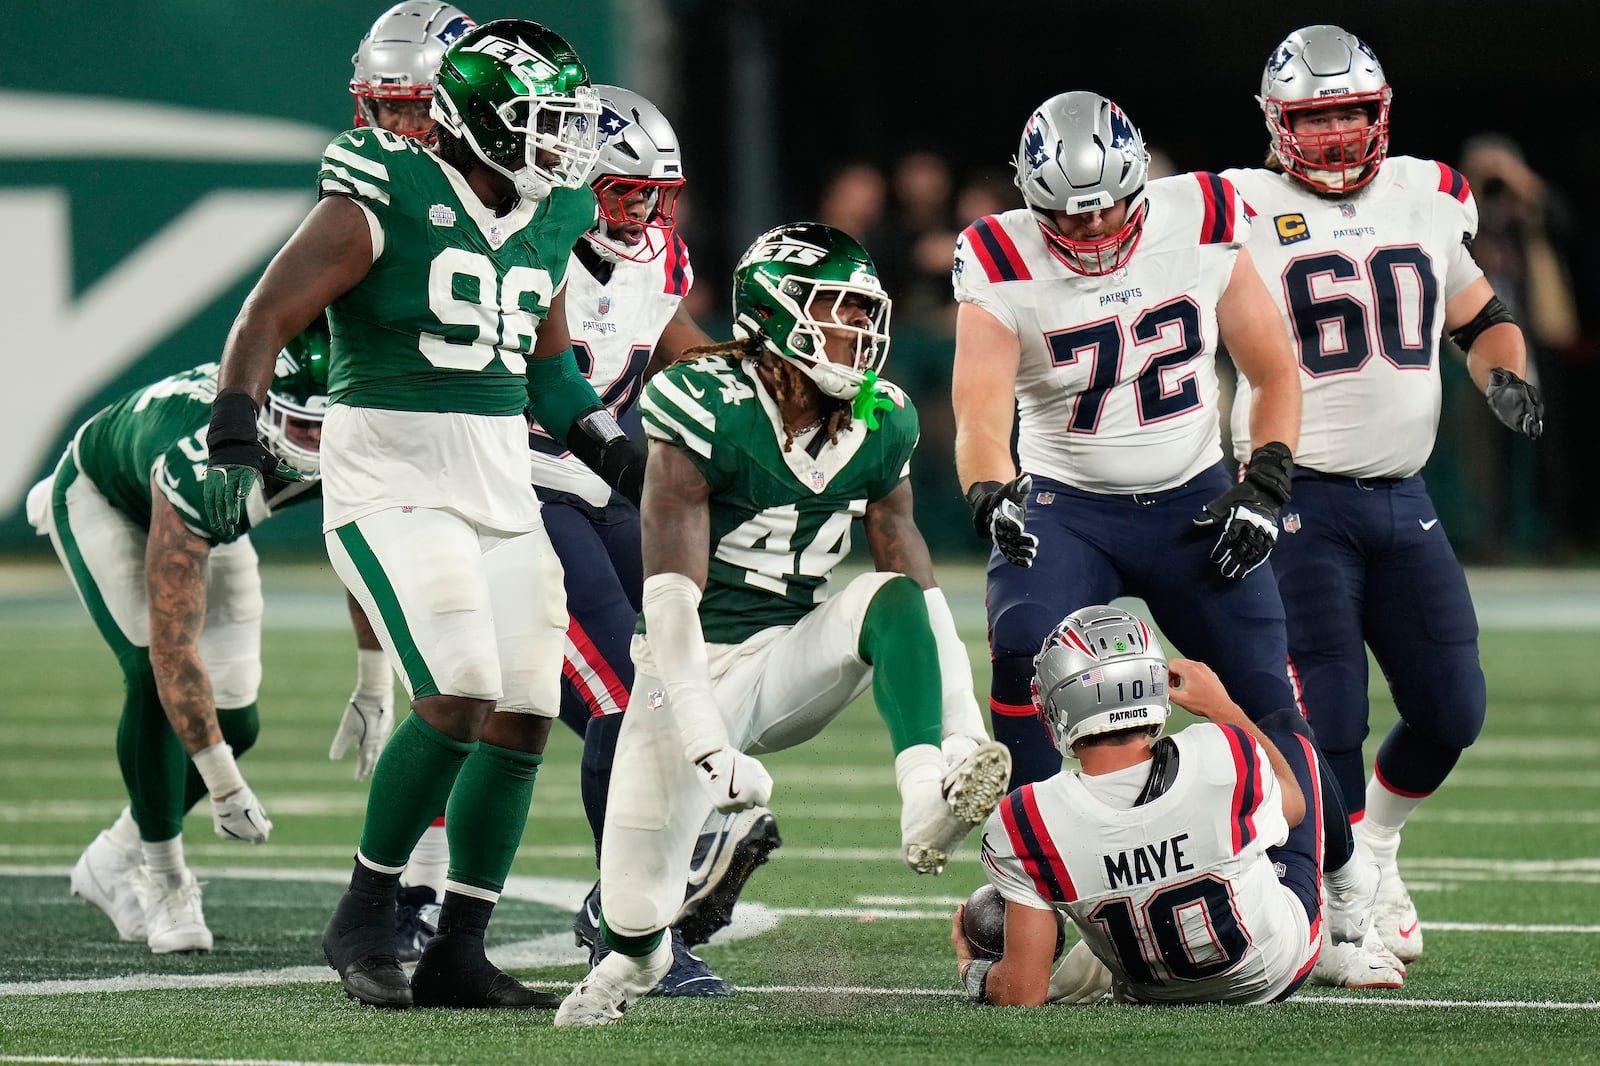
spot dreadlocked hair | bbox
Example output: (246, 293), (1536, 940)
(675, 338), (853, 452)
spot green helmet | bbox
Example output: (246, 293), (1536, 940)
(731, 222), (892, 402)
(430, 19), (601, 202)
(260, 316), (331, 477)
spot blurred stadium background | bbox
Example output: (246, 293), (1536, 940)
(4, 0), (1598, 561)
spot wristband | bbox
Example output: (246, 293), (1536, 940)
(961, 958), (995, 1004)
(354, 648), (390, 700)
(192, 741), (246, 797)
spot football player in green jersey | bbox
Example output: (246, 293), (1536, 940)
(554, 223), (1014, 1026)
(205, 20), (646, 1010)
(27, 331), (328, 955)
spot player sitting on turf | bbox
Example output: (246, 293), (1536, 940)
(951, 606), (1405, 1006)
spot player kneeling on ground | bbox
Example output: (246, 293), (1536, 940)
(951, 606), (1404, 1006)
(554, 223), (1012, 1027)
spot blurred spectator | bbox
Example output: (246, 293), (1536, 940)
(953, 167), (1023, 229)
(818, 161), (888, 246)
(880, 151), (958, 334)
(1146, 145), (1177, 180)
(1456, 134), (1582, 557)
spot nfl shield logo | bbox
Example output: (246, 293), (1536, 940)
(488, 225), (506, 249)
(1037, 492), (1055, 505)
(1337, 202), (1357, 218)
(598, 295), (611, 316)
(808, 469), (826, 491)
(1283, 512), (1302, 533)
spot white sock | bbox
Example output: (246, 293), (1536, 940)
(108, 807), (141, 853)
(402, 822), (450, 896)
(143, 836), (186, 886)
(1364, 776), (1423, 833)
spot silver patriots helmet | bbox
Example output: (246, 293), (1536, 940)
(1031, 606), (1170, 753)
(1013, 91), (1149, 276)
(1259, 25), (1392, 193)
(350, 2), (476, 134)
(586, 84), (686, 263)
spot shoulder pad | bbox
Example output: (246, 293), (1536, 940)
(957, 214), (1034, 284)
(318, 128), (416, 209)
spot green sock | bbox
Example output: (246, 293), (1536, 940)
(358, 713), (474, 868)
(600, 917), (665, 958)
(444, 742), (541, 894)
(116, 654), (188, 841)
(184, 703), (260, 812)
(859, 577), (944, 753)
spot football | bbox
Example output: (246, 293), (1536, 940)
(961, 883), (1066, 960)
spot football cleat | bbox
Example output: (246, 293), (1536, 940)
(553, 936), (674, 1027)
(70, 829), (147, 942)
(651, 929), (735, 998)
(674, 806), (782, 946)
(323, 889), (412, 1009)
(902, 741), (1012, 874)
(394, 885), (441, 964)
(573, 880), (602, 954)
(411, 931), (560, 1009)
(134, 866), (213, 954)
(1309, 926), (1405, 990)
(1355, 822), (1424, 963)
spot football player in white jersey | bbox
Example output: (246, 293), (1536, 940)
(1222, 26), (1544, 966)
(952, 607), (1399, 1006)
(951, 92), (1301, 788)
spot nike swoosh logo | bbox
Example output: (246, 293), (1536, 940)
(684, 379), (706, 399)
(1419, 519), (1439, 531)
(726, 762), (737, 800)
(1398, 920), (1420, 938)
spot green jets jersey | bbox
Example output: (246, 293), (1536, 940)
(74, 364), (318, 543)
(639, 356), (919, 644)
(317, 127), (597, 414)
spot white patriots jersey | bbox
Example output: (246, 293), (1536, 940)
(1223, 158), (1483, 478)
(953, 174), (1248, 493)
(980, 723), (1319, 1005)
(530, 232), (693, 505)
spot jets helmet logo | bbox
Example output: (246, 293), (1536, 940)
(751, 236), (828, 266)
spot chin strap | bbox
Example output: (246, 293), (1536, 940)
(852, 370), (896, 430)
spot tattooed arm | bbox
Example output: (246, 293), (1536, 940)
(145, 485), (223, 755)
(864, 479), (936, 588)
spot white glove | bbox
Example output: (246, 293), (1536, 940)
(329, 693), (394, 780)
(211, 784), (273, 844)
(691, 746), (774, 814)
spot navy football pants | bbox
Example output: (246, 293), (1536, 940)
(1271, 472), (1486, 817)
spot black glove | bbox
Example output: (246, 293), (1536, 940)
(566, 405), (648, 507)
(1485, 368), (1544, 439)
(965, 475), (1039, 568)
(203, 389), (302, 537)
(1194, 442), (1293, 580)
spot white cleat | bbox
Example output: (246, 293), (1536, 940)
(1354, 822), (1423, 963)
(1310, 927), (1405, 990)
(902, 740), (1012, 875)
(553, 936), (673, 1027)
(69, 830), (147, 942)
(135, 866), (213, 954)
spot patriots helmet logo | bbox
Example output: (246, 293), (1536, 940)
(1108, 104), (1138, 151)
(1022, 116), (1050, 172)
(599, 104), (630, 144)
(1268, 43), (1295, 75)
(436, 15), (474, 46)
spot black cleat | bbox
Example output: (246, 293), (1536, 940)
(674, 807), (781, 947)
(394, 885), (441, 964)
(323, 890), (411, 1009)
(411, 931), (561, 1009)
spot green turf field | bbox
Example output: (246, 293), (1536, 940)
(2, 561), (1597, 1065)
